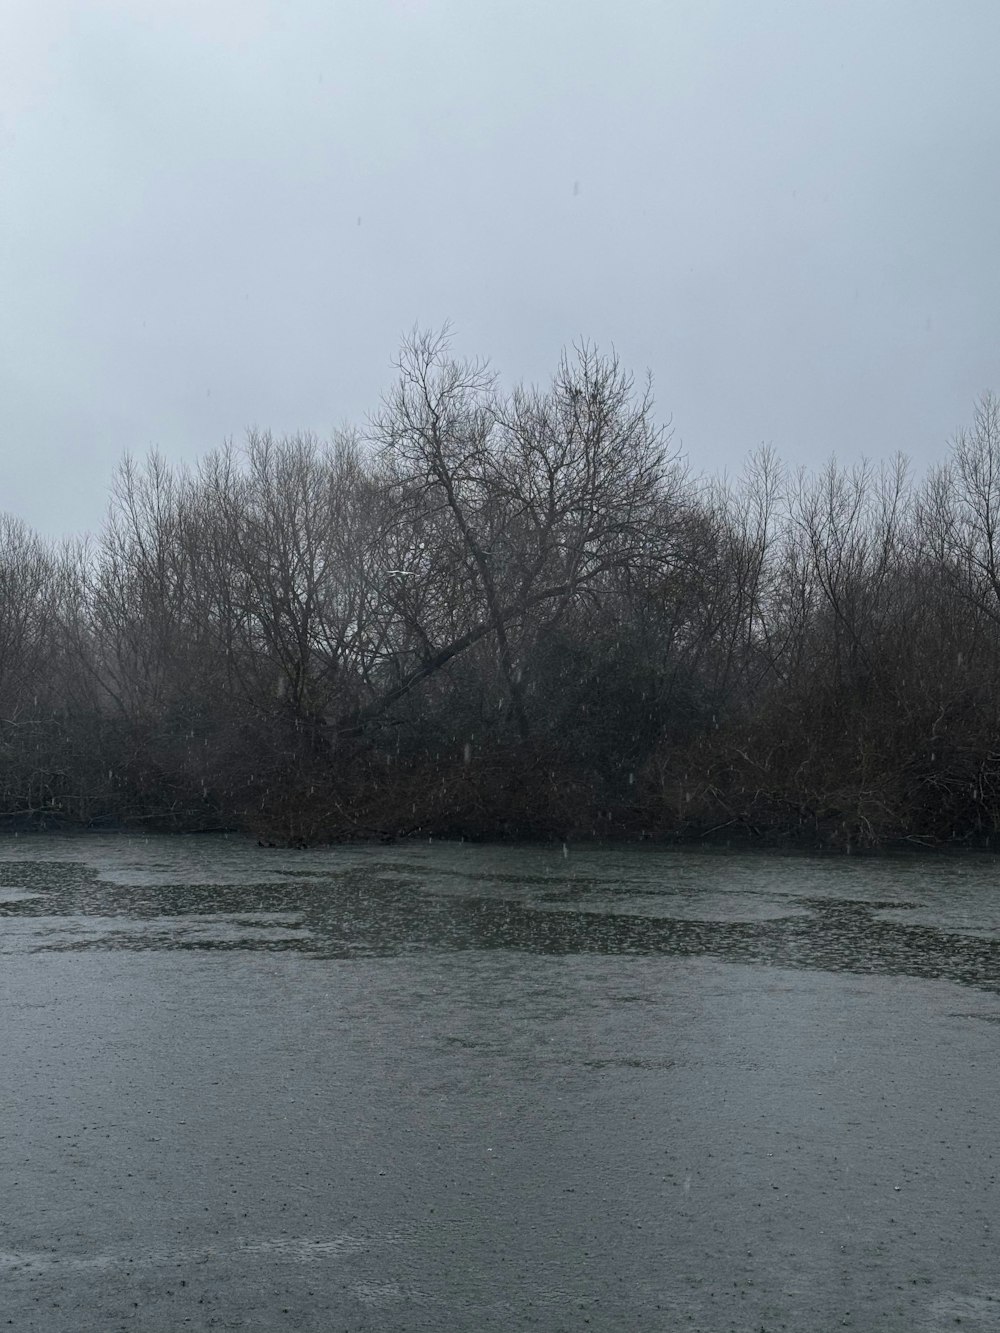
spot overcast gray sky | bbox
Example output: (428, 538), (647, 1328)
(2, 0), (999, 538)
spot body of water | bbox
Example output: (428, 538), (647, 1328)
(2, 835), (999, 1331)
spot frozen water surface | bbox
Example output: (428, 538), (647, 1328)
(1, 833), (1000, 1331)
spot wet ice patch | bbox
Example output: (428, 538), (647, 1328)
(353, 1280), (408, 1305)
(0, 1233), (400, 1275)
(924, 1291), (1000, 1331)
(873, 903), (1000, 937)
(0, 915), (145, 949)
(534, 891), (815, 923)
(96, 866), (320, 889)
(413, 873), (545, 899)
(0, 913), (312, 952)
(172, 922), (312, 943)
(238, 1235), (389, 1262)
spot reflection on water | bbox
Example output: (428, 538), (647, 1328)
(1, 834), (999, 994)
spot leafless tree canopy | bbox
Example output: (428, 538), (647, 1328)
(2, 336), (1000, 847)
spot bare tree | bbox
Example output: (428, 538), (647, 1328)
(360, 328), (681, 738)
(0, 515), (57, 718)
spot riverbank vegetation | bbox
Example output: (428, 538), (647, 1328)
(4, 332), (1000, 848)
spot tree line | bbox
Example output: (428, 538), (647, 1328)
(4, 331), (1000, 847)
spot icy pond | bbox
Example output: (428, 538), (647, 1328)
(2, 834), (1000, 1332)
